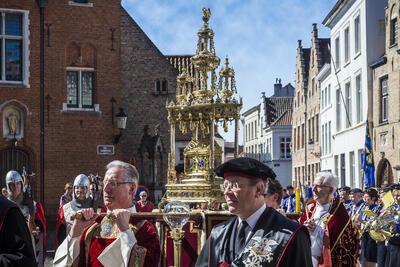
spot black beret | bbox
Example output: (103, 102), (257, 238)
(286, 185), (294, 190)
(350, 188), (363, 194)
(215, 157), (276, 180)
(339, 186), (351, 193)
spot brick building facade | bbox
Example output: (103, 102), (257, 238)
(0, 1), (189, 218)
(292, 24), (330, 186)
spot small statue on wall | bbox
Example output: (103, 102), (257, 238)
(3, 106), (24, 141)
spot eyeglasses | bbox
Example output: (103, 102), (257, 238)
(220, 180), (248, 192)
(103, 180), (133, 188)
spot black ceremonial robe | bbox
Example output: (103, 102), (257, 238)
(0, 196), (36, 267)
(196, 207), (312, 267)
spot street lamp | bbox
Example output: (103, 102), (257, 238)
(113, 108), (127, 144)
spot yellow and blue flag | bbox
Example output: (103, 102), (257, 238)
(361, 121), (375, 188)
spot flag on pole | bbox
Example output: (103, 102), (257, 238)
(361, 120), (375, 188)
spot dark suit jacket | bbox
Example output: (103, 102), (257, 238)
(196, 206), (312, 267)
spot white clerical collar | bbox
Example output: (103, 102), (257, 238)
(238, 203), (266, 230)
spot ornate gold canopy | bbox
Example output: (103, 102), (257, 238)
(164, 8), (242, 204)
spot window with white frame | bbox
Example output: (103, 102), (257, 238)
(321, 88), (325, 109)
(280, 137), (291, 159)
(327, 84), (331, 105)
(354, 15), (361, 54)
(322, 124), (325, 155)
(355, 74), (362, 123)
(335, 36), (340, 69)
(349, 151), (355, 188)
(344, 27), (350, 63)
(358, 149), (363, 187)
(380, 76), (388, 122)
(67, 68), (95, 108)
(345, 81), (352, 128)
(328, 121), (331, 154)
(336, 88), (341, 131)
(0, 11), (27, 83)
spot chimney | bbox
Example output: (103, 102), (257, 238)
(274, 78), (282, 96)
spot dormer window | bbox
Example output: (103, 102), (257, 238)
(73, 0), (88, 3)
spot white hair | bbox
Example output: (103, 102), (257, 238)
(315, 172), (339, 192)
(106, 160), (139, 184)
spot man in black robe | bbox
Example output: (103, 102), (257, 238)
(0, 195), (36, 267)
(196, 157), (312, 267)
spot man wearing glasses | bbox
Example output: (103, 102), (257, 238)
(196, 157), (312, 267)
(54, 160), (160, 267)
(300, 172), (358, 267)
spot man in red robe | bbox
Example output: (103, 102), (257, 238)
(135, 190), (155, 212)
(53, 160), (160, 267)
(300, 172), (359, 267)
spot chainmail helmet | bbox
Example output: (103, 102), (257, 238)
(73, 174), (90, 199)
(5, 170), (23, 193)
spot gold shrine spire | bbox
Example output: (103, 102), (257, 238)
(165, 8), (242, 204)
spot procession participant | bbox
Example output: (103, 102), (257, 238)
(59, 182), (73, 207)
(0, 195), (36, 267)
(264, 178), (284, 213)
(5, 170), (46, 267)
(196, 157), (312, 267)
(53, 160), (160, 267)
(385, 184), (400, 267)
(338, 186), (352, 214)
(359, 188), (380, 267)
(282, 185), (295, 212)
(300, 172), (358, 267)
(56, 174), (94, 247)
(135, 190), (155, 212)
(350, 188), (365, 225)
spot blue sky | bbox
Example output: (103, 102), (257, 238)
(121, 0), (336, 142)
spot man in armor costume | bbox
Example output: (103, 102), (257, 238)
(53, 160), (160, 267)
(300, 172), (359, 267)
(196, 157), (312, 267)
(5, 170), (46, 267)
(56, 174), (94, 247)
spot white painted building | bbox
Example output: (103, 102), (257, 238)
(242, 80), (294, 187)
(317, 63), (334, 173)
(322, 0), (386, 187)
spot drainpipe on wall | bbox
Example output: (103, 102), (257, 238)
(37, 0), (47, 205)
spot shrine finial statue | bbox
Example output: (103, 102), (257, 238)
(202, 8), (211, 23)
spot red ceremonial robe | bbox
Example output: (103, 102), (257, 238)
(300, 198), (359, 267)
(135, 200), (155, 213)
(77, 215), (160, 267)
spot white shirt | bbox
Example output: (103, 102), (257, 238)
(238, 203), (266, 242)
(310, 202), (330, 267)
(53, 206), (137, 267)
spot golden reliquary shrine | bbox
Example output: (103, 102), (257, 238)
(164, 7), (242, 205)
(154, 7), (242, 267)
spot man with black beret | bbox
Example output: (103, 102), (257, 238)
(196, 157), (312, 267)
